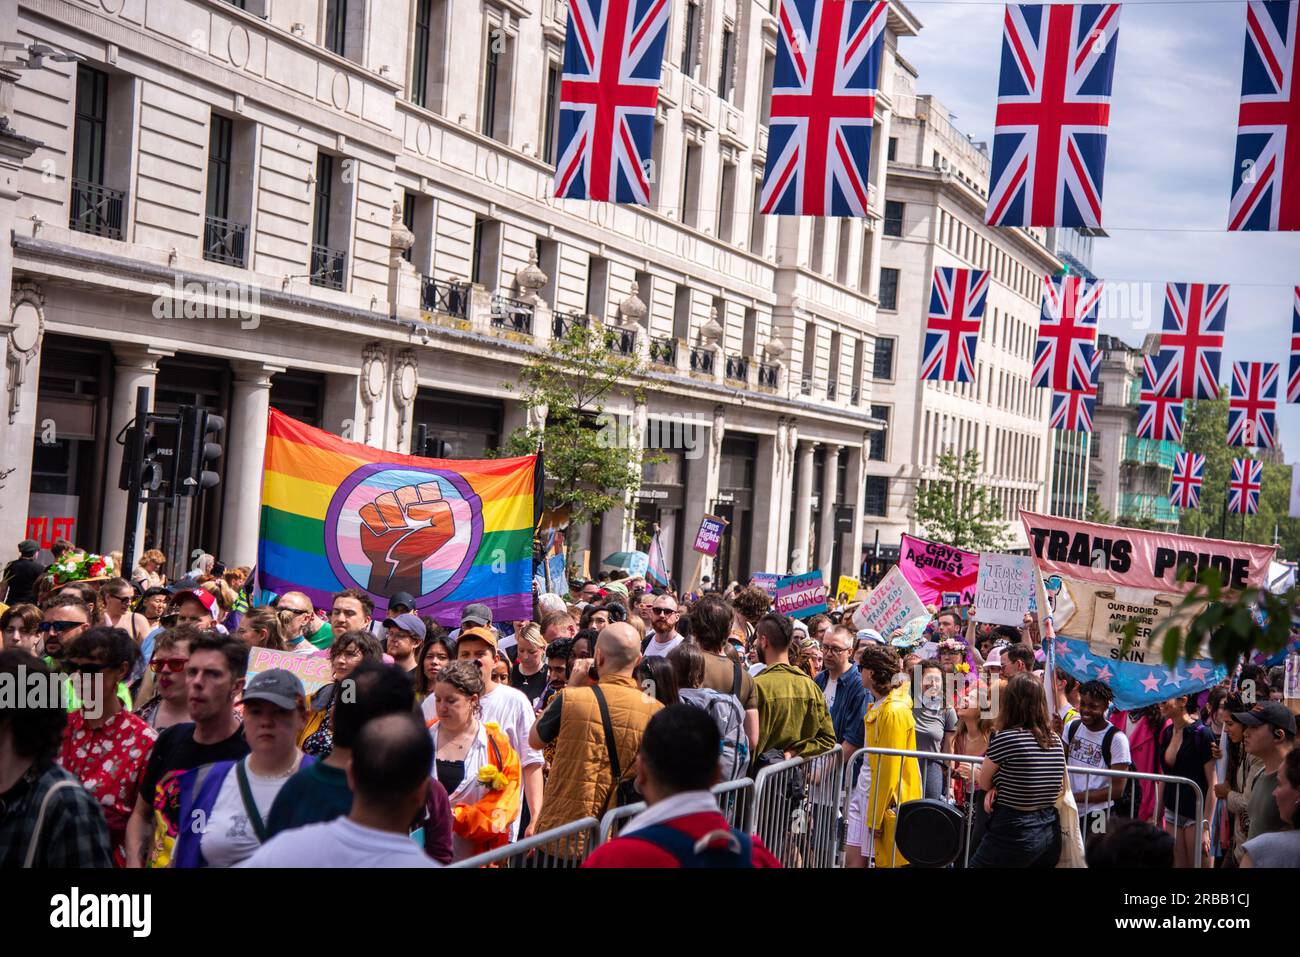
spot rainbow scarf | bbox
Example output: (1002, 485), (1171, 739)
(258, 409), (537, 625)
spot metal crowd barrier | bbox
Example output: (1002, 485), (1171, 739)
(840, 746), (1208, 868)
(597, 778), (757, 844)
(747, 750), (845, 868)
(448, 816), (600, 868)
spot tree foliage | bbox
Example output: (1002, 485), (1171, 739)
(1085, 490), (1111, 526)
(911, 448), (1009, 551)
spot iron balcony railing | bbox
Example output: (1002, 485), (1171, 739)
(827, 381), (838, 401)
(310, 243), (347, 290)
(203, 216), (248, 268)
(69, 179), (126, 240)
(649, 336), (677, 366)
(552, 310), (588, 339)
(690, 346), (715, 375)
(725, 355), (748, 382)
(606, 328), (637, 356)
(757, 362), (779, 388)
(490, 294), (534, 335)
(850, 386), (861, 405)
(421, 276), (469, 317)
(800, 376), (813, 396)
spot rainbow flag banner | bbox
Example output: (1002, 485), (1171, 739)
(258, 409), (537, 625)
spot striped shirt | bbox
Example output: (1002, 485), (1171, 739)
(986, 728), (1065, 811)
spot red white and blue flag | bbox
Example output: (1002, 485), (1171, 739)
(1136, 352), (1184, 442)
(1049, 351), (1100, 432)
(1228, 457), (1264, 514)
(1157, 282), (1228, 400)
(553, 0), (670, 204)
(1169, 451), (1205, 510)
(1227, 0), (1300, 230)
(986, 3), (1122, 228)
(1228, 361), (1279, 448)
(759, 0), (888, 216)
(921, 267), (989, 382)
(1287, 285), (1300, 401)
(1032, 274), (1103, 391)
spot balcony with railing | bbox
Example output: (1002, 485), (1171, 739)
(649, 336), (677, 367)
(605, 328), (637, 356)
(690, 346), (715, 376)
(1119, 492), (1179, 525)
(490, 295), (534, 336)
(310, 243), (347, 290)
(1122, 435), (1177, 470)
(725, 355), (748, 383)
(757, 362), (779, 389)
(552, 310), (588, 339)
(826, 380), (838, 401)
(203, 216), (248, 268)
(800, 376), (813, 396)
(70, 180), (126, 240)
(850, 386), (861, 405)
(421, 277), (469, 317)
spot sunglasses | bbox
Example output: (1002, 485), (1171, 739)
(109, 593), (133, 602)
(150, 656), (189, 674)
(38, 620), (83, 634)
(651, 608), (676, 616)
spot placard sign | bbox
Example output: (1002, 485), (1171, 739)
(774, 570), (828, 619)
(852, 566), (927, 636)
(973, 553), (1037, 627)
(692, 515), (727, 556)
(246, 646), (333, 696)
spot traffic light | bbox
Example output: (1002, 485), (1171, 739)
(174, 406), (225, 497)
(117, 425), (164, 492)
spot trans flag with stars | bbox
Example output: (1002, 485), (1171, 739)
(1050, 637), (1227, 712)
(552, 0), (671, 204)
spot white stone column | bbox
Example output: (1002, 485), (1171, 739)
(220, 361), (283, 567)
(101, 345), (173, 556)
(791, 440), (816, 573)
(818, 444), (842, 575)
(773, 419), (799, 571)
(845, 441), (867, 583)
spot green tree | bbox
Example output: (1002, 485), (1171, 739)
(500, 322), (654, 528)
(911, 448), (1009, 551)
(1085, 491), (1111, 525)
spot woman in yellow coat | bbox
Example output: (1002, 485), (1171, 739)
(846, 643), (922, 867)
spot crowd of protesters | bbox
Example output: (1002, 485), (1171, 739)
(1, 535), (1297, 870)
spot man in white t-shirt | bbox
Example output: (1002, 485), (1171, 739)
(642, 596), (684, 657)
(1065, 680), (1132, 835)
(457, 625), (545, 836)
(241, 712), (439, 867)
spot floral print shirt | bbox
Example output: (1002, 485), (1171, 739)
(59, 709), (158, 852)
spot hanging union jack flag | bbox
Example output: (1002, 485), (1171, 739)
(1228, 361), (1280, 448)
(1157, 282), (1229, 400)
(759, 0), (888, 217)
(1169, 451), (1206, 510)
(986, 3), (1122, 228)
(1228, 457), (1264, 514)
(1227, 0), (1300, 230)
(552, 0), (670, 204)
(1136, 352), (1184, 442)
(1287, 286), (1300, 401)
(1049, 351), (1100, 432)
(1032, 274), (1103, 391)
(921, 267), (989, 382)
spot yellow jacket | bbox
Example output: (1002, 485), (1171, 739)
(862, 682), (922, 867)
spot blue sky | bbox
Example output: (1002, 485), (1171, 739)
(901, 0), (1300, 452)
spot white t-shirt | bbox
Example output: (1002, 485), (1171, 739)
(748, 663), (766, 678)
(479, 683), (540, 842)
(1065, 719), (1131, 811)
(200, 760), (297, 867)
(643, 634), (684, 658)
(823, 674), (839, 710)
(239, 817), (440, 868)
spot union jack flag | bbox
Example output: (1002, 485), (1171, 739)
(986, 3), (1122, 228)
(1136, 352), (1183, 442)
(1032, 273), (1103, 390)
(1157, 282), (1228, 400)
(759, 0), (888, 216)
(1228, 457), (1263, 514)
(1288, 286), (1300, 401)
(921, 267), (989, 382)
(1049, 350), (1100, 432)
(1169, 451), (1205, 510)
(1227, 0), (1300, 231)
(1228, 361), (1279, 448)
(553, 0), (670, 204)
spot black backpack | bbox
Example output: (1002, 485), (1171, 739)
(1065, 720), (1136, 817)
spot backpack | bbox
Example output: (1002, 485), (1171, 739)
(679, 686), (750, 781)
(1066, 720), (1136, 816)
(626, 824), (756, 868)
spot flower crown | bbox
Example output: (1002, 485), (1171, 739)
(48, 552), (117, 588)
(937, 638), (967, 655)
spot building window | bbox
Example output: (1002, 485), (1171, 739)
(883, 200), (904, 237)
(206, 114), (232, 224)
(401, 192), (416, 263)
(470, 218), (501, 289)
(749, 175), (766, 255)
(868, 405), (890, 460)
(673, 284), (692, 341)
(810, 218), (826, 274)
(759, 48), (775, 125)
(412, 0), (431, 106)
(717, 162), (736, 242)
(864, 476), (889, 516)
(682, 2), (700, 78)
(887, 136), (897, 161)
(585, 256), (609, 320)
(325, 0), (347, 56)
(203, 114), (250, 268)
(835, 222), (852, 286)
(681, 140), (702, 227)
(70, 65), (128, 241)
(542, 60), (561, 164)
(871, 337), (895, 380)
(649, 121), (665, 207)
(310, 153), (347, 289)
(717, 26), (735, 101)
(878, 267), (899, 311)
(481, 25), (513, 142)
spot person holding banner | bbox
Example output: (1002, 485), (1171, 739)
(300, 630), (385, 759)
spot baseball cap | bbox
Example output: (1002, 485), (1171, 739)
(178, 588), (218, 619)
(457, 625), (499, 650)
(461, 602), (493, 628)
(388, 591), (417, 613)
(1232, 701), (1297, 736)
(856, 628), (885, 646)
(18, 539), (39, 556)
(382, 613), (427, 642)
(240, 669), (306, 710)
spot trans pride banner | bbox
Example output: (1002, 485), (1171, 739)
(258, 410), (537, 626)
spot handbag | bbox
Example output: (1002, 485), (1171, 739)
(1054, 772), (1087, 868)
(592, 685), (641, 810)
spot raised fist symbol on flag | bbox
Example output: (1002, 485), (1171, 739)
(358, 481), (455, 596)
